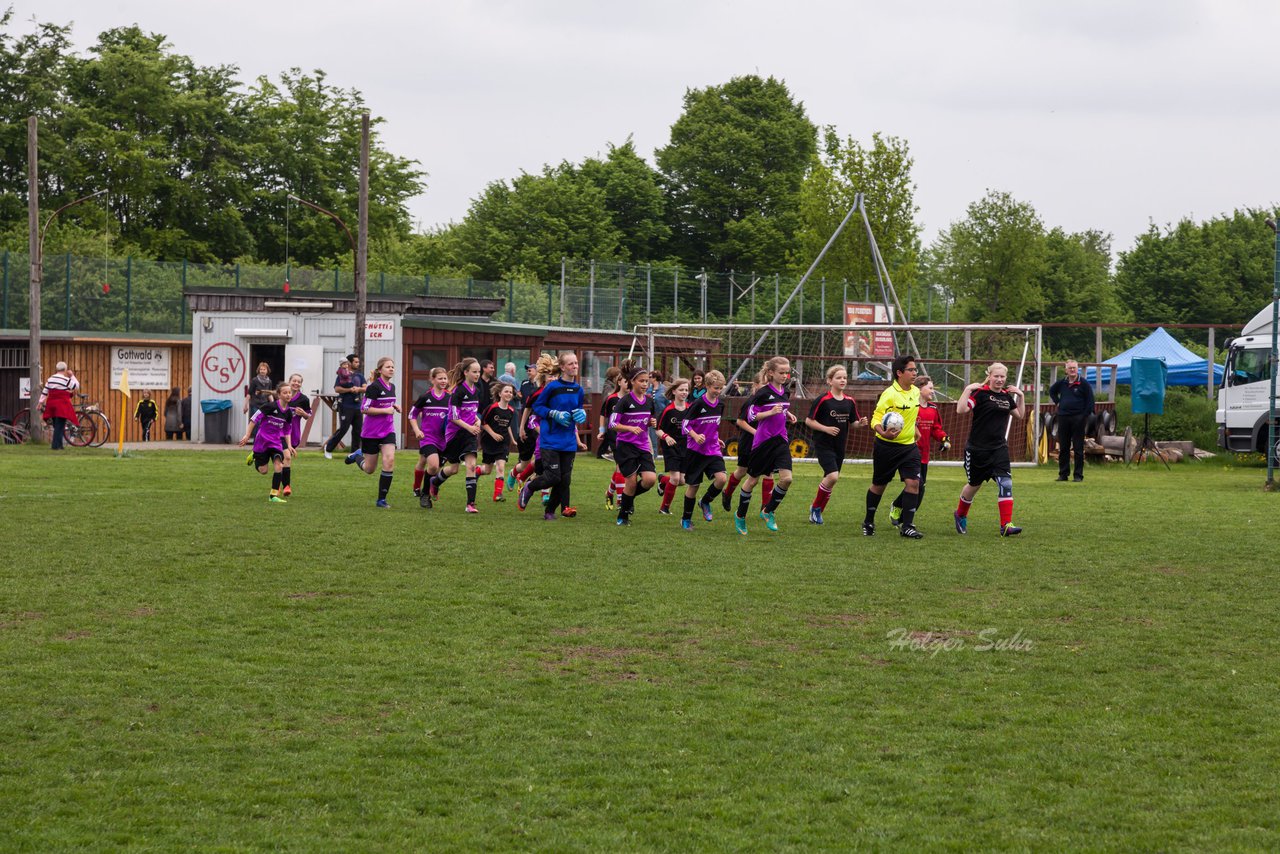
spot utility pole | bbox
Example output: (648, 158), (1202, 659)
(27, 117), (41, 441)
(355, 112), (369, 367)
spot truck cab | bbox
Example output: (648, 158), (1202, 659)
(1217, 304), (1280, 464)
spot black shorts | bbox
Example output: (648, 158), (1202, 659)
(871, 439), (921, 486)
(663, 444), (686, 473)
(360, 433), (397, 455)
(615, 441), (656, 478)
(517, 427), (538, 460)
(417, 443), (442, 460)
(682, 450), (726, 485)
(736, 437), (753, 470)
(815, 443), (845, 475)
(964, 445), (1011, 486)
(481, 444), (510, 465)
(442, 432), (478, 464)
(253, 448), (284, 467)
(747, 436), (791, 479)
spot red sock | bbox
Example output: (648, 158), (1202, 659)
(956, 496), (973, 518)
(998, 498), (1013, 527)
(659, 474), (669, 492)
(494, 479), (504, 500)
(726, 473), (740, 495)
(661, 482), (677, 511)
(413, 470), (424, 491)
(813, 483), (832, 510)
(762, 477), (774, 508)
(611, 471), (625, 499)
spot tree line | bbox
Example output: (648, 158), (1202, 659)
(2, 11), (1276, 352)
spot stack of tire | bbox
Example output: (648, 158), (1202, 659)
(1042, 408), (1116, 444)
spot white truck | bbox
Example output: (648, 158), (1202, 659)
(1217, 303), (1280, 464)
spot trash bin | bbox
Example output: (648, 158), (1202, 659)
(201, 399), (233, 444)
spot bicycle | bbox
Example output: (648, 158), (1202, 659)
(11, 395), (111, 447)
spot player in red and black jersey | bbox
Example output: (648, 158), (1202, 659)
(889, 374), (949, 526)
(803, 365), (868, 525)
(480, 381), (517, 501)
(954, 362), (1025, 536)
(655, 378), (691, 514)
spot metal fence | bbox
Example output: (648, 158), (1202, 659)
(0, 251), (1243, 379)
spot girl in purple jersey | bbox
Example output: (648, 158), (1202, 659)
(433, 358), (484, 513)
(238, 381), (295, 503)
(345, 356), (400, 508)
(678, 370), (728, 531)
(733, 356), (797, 535)
(409, 367), (449, 508)
(611, 360), (658, 526)
(280, 373), (312, 498)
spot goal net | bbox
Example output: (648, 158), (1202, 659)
(631, 322), (1044, 463)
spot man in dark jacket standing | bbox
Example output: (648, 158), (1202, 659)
(1049, 360), (1095, 482)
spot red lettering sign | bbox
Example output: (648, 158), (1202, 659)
(201, 342), (246, 394)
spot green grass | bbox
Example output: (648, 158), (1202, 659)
(1, 447), (1278, 851)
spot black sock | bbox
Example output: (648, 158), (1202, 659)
(891, 492), (902, 510)
(865, 489), (882, 525)
(916, 482), (927, 508)
(465, 476), (478, 505)
(702, 484), (722, 505)
(281, 467), (291, 488)
(900, 490), (919, 526)
(683, 495), (697, 521)
(736, 489), (752, 519)
(379, 472), (393, 501)
(271, 471), (281, 492)
(634, 481), (652, 497)
(764, 485), (787, 513)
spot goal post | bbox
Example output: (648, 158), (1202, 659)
(631, 321), (1045, 463)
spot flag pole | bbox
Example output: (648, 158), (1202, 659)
(116, 369), (130, 458)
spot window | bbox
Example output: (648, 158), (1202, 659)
(1229, 348), (1271, 387)
(412, 349), (448, 373)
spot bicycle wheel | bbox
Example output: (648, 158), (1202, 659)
(67, 417), (95, 447)
(11, 409), (45, 444)
(83, 412), (110, 447)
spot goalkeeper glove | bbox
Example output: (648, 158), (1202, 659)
(550, 410), (572, 427)
(571, 408), (588, 424)
(940, 436), (952, 452)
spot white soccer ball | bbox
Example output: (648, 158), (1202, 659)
(882, 411), (905, 433)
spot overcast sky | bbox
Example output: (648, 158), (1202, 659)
(18, 0), (1280, 259)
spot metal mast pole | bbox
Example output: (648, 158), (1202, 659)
(355, 112), (369, 367)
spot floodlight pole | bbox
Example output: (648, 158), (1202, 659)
(288, 190), (358, 356)
(1265, 217), (1279, 490)
(27, 115), (107, 441)
(356, 112), (369, 367)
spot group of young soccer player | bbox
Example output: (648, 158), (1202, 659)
(237, 349), (1026, 537)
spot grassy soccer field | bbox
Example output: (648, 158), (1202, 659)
(1, 447), (1277, 850)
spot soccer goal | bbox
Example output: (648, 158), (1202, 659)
(630, 321), (1045, 463)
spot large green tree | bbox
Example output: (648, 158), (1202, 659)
(1034, 228), (1125, 355)
(452, 163), (624, 283)
(577, 139), (669, 263)
(0, 14), (425, 265)
(927, 190), (1047, 321)
(1115, 208), (1274, 327)
(795, 128), (920, 291)
(656, 75), (816, 273)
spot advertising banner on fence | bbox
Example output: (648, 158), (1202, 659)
(111, 346), (171, 390)
(843, 302), (896, 358)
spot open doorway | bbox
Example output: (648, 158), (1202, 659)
(248, 343), (286, 392)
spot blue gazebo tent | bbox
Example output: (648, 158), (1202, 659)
(1084, 327), (1224, 386)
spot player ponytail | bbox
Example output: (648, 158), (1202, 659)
(619, 358), (648, 384)
(448, 357), (479, 389)
(534, 353), (558, 381)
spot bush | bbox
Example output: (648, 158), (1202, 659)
(1113, 387), (1218, 449)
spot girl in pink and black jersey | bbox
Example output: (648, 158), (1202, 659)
(655, 378), (691, 514)
(678, 370), (728, 531)
(610, 360), (658, 526)
(238, 381), (295, 503)
(344, 356), (400, 508)
(732, 357), (797, 535)
(431, 358), (484, 513)
(279, 373), (312, 498)
(409, 367), (450, 508)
